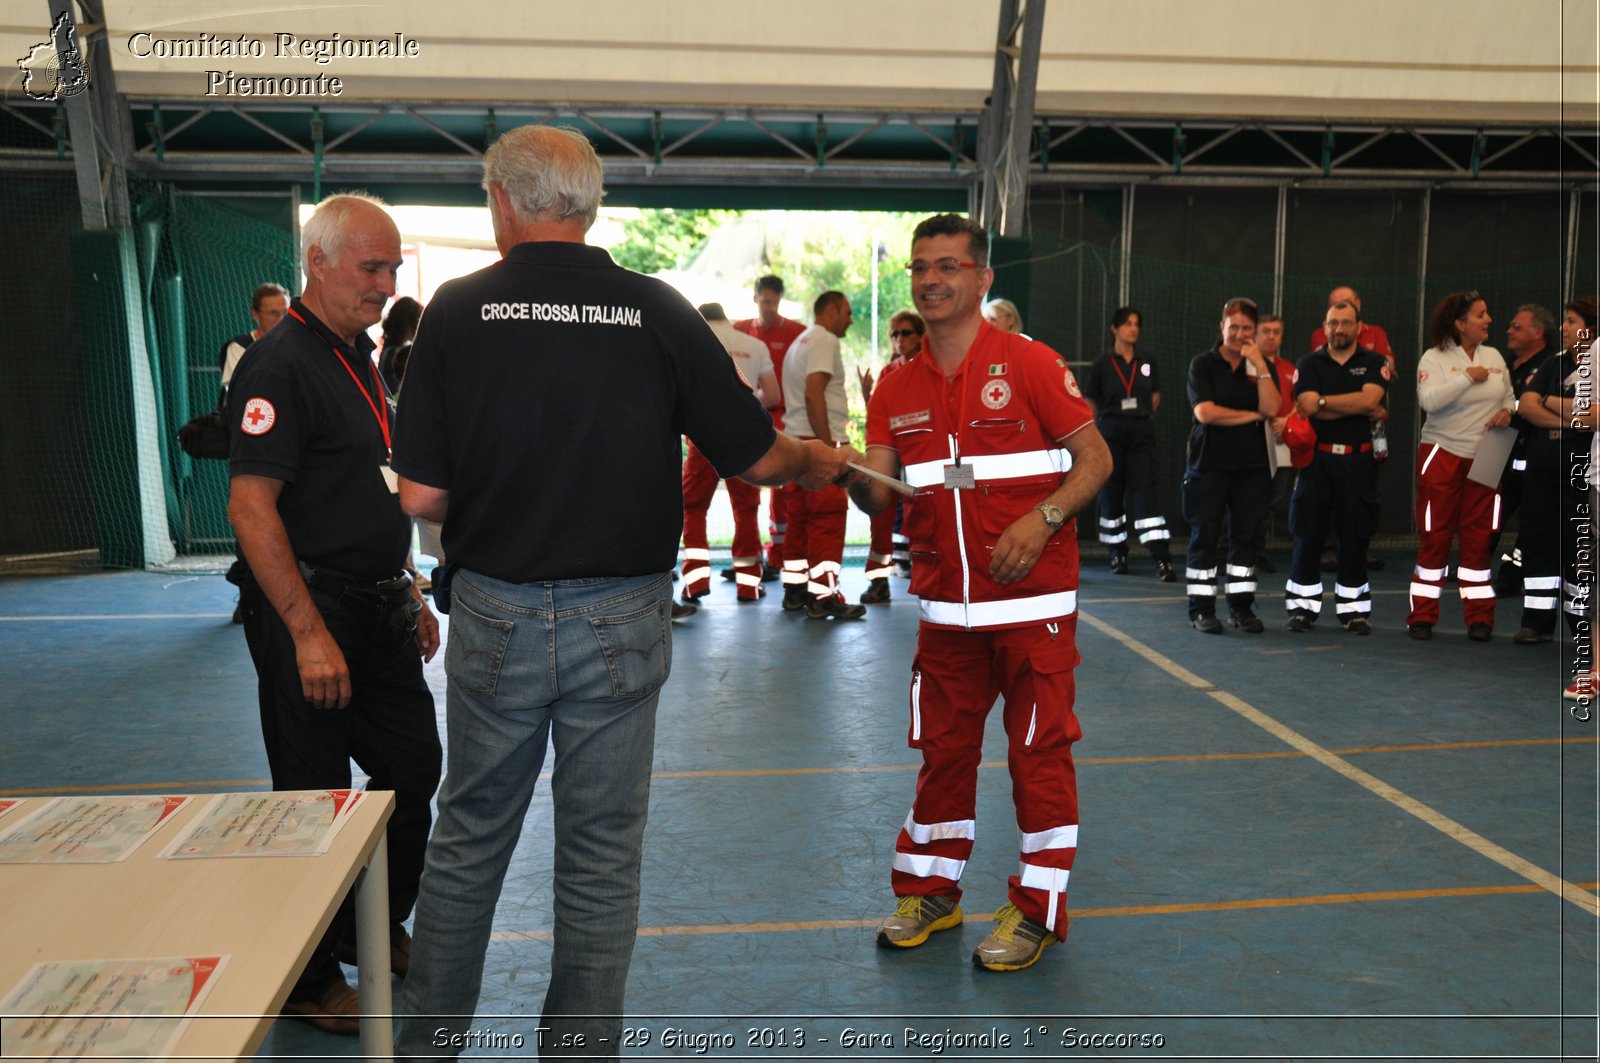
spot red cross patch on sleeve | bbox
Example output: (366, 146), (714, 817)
(240, 397), (276, 435)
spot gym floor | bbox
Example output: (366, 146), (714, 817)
(1, 546), (1595, 1061)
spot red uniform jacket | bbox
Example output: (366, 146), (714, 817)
(866, 324), (1096, 630)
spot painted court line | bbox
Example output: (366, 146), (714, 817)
(7, 738), (1592, 796)
(1077, 608), (1600, 918)
(650, 736), (1596, 778)
(487, 881), (1600, 942)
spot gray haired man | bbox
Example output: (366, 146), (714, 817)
(392, 125), (854, 1058)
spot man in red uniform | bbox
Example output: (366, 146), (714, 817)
(847, 214), (1111, 971)
(734, 275), (807, 576)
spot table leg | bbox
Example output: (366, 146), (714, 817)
(355, 830), (394, 1060)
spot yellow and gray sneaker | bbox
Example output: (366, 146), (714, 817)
(875, 893), (962, 948)
(971, 902), (1056, 971)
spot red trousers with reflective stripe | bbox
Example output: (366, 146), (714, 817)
(780, 479), (847, 598)
(866, 506), (896, 577)
(765, 487), (788, 569)
(891, 621), (1082, 939)
(681, 443), (762, 599)
(1408, 442), (1499, 627)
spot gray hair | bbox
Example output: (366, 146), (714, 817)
(984, 297), (1022, 330)
(301, 192), (390, 271)
(1519, 303), (1556, 335)
(483, 125), (604, 230)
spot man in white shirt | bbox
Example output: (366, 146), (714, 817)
(679, 303), (782, 605)
(779, 291), (866, 620)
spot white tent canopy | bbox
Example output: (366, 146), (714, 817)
(5, 0), (1595, 124)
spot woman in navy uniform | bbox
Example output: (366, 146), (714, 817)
(1081, 306), (1174, 580)
(1182, 298), (1281, 633)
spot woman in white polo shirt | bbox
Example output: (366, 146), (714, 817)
(1407, 291), (1515, 641)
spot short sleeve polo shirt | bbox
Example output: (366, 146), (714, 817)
(1292, 346), (1392, 447)
(228, 299), (411, 578)
(1185, 343), (1279, 473)
(390, 241), (776, 582)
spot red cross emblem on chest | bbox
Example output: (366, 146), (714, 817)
(981, 378), (1013, 410)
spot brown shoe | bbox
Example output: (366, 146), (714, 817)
(282, 971), (360, 1036)
(334, 926), (411, 976)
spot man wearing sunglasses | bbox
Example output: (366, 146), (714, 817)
(847, 214), (1111, 972)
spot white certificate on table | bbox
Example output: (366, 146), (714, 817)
(0, 796), (189, 864)
(0, 955), (228, 1060)
(158, 789), (365, 859)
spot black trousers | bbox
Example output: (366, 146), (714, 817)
(1287, 453), (1380, 623)
(1517, 462), (1586, 637)
(1183, 467), (1271, 617)
(1097, 417), (1173, 562)
(236, 569), (441, 984)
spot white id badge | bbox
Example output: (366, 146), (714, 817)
(380, 464), (399, 494)
(1120, 397), (1139, 411)
(943, 463), (976, 490)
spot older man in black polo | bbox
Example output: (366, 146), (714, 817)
(227, 193), (441, 1034)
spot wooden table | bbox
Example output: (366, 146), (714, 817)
(0, 791), (395, 1060)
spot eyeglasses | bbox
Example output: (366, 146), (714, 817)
(1221, 296), (1258, 315)
(906, 258), (981, 278)
(889, 329), (920, 338)
(1454, 290), (1482, 319)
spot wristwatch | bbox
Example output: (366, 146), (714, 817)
(1317, 396), (1327, 410)
(1035, 502), (1066, 530)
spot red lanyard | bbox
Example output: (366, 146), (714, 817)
(287, 308), (392, 458)
(1109, 352), (1138, 397)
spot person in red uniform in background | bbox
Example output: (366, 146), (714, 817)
(679, 302), (783, 608)
(733, 275), (806, 579)
(856, 309), (925, 604)
(848, 214), (1111, 972)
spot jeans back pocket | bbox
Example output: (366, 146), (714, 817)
(446, 594), (515, 696)
(588, 600), (671, 698)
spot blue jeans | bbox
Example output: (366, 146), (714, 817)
(397, 570), (672, 1061)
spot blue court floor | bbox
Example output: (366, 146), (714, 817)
(1, 547), (1595, 1061)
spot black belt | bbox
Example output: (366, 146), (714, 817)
(298, 561), (412, 602)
